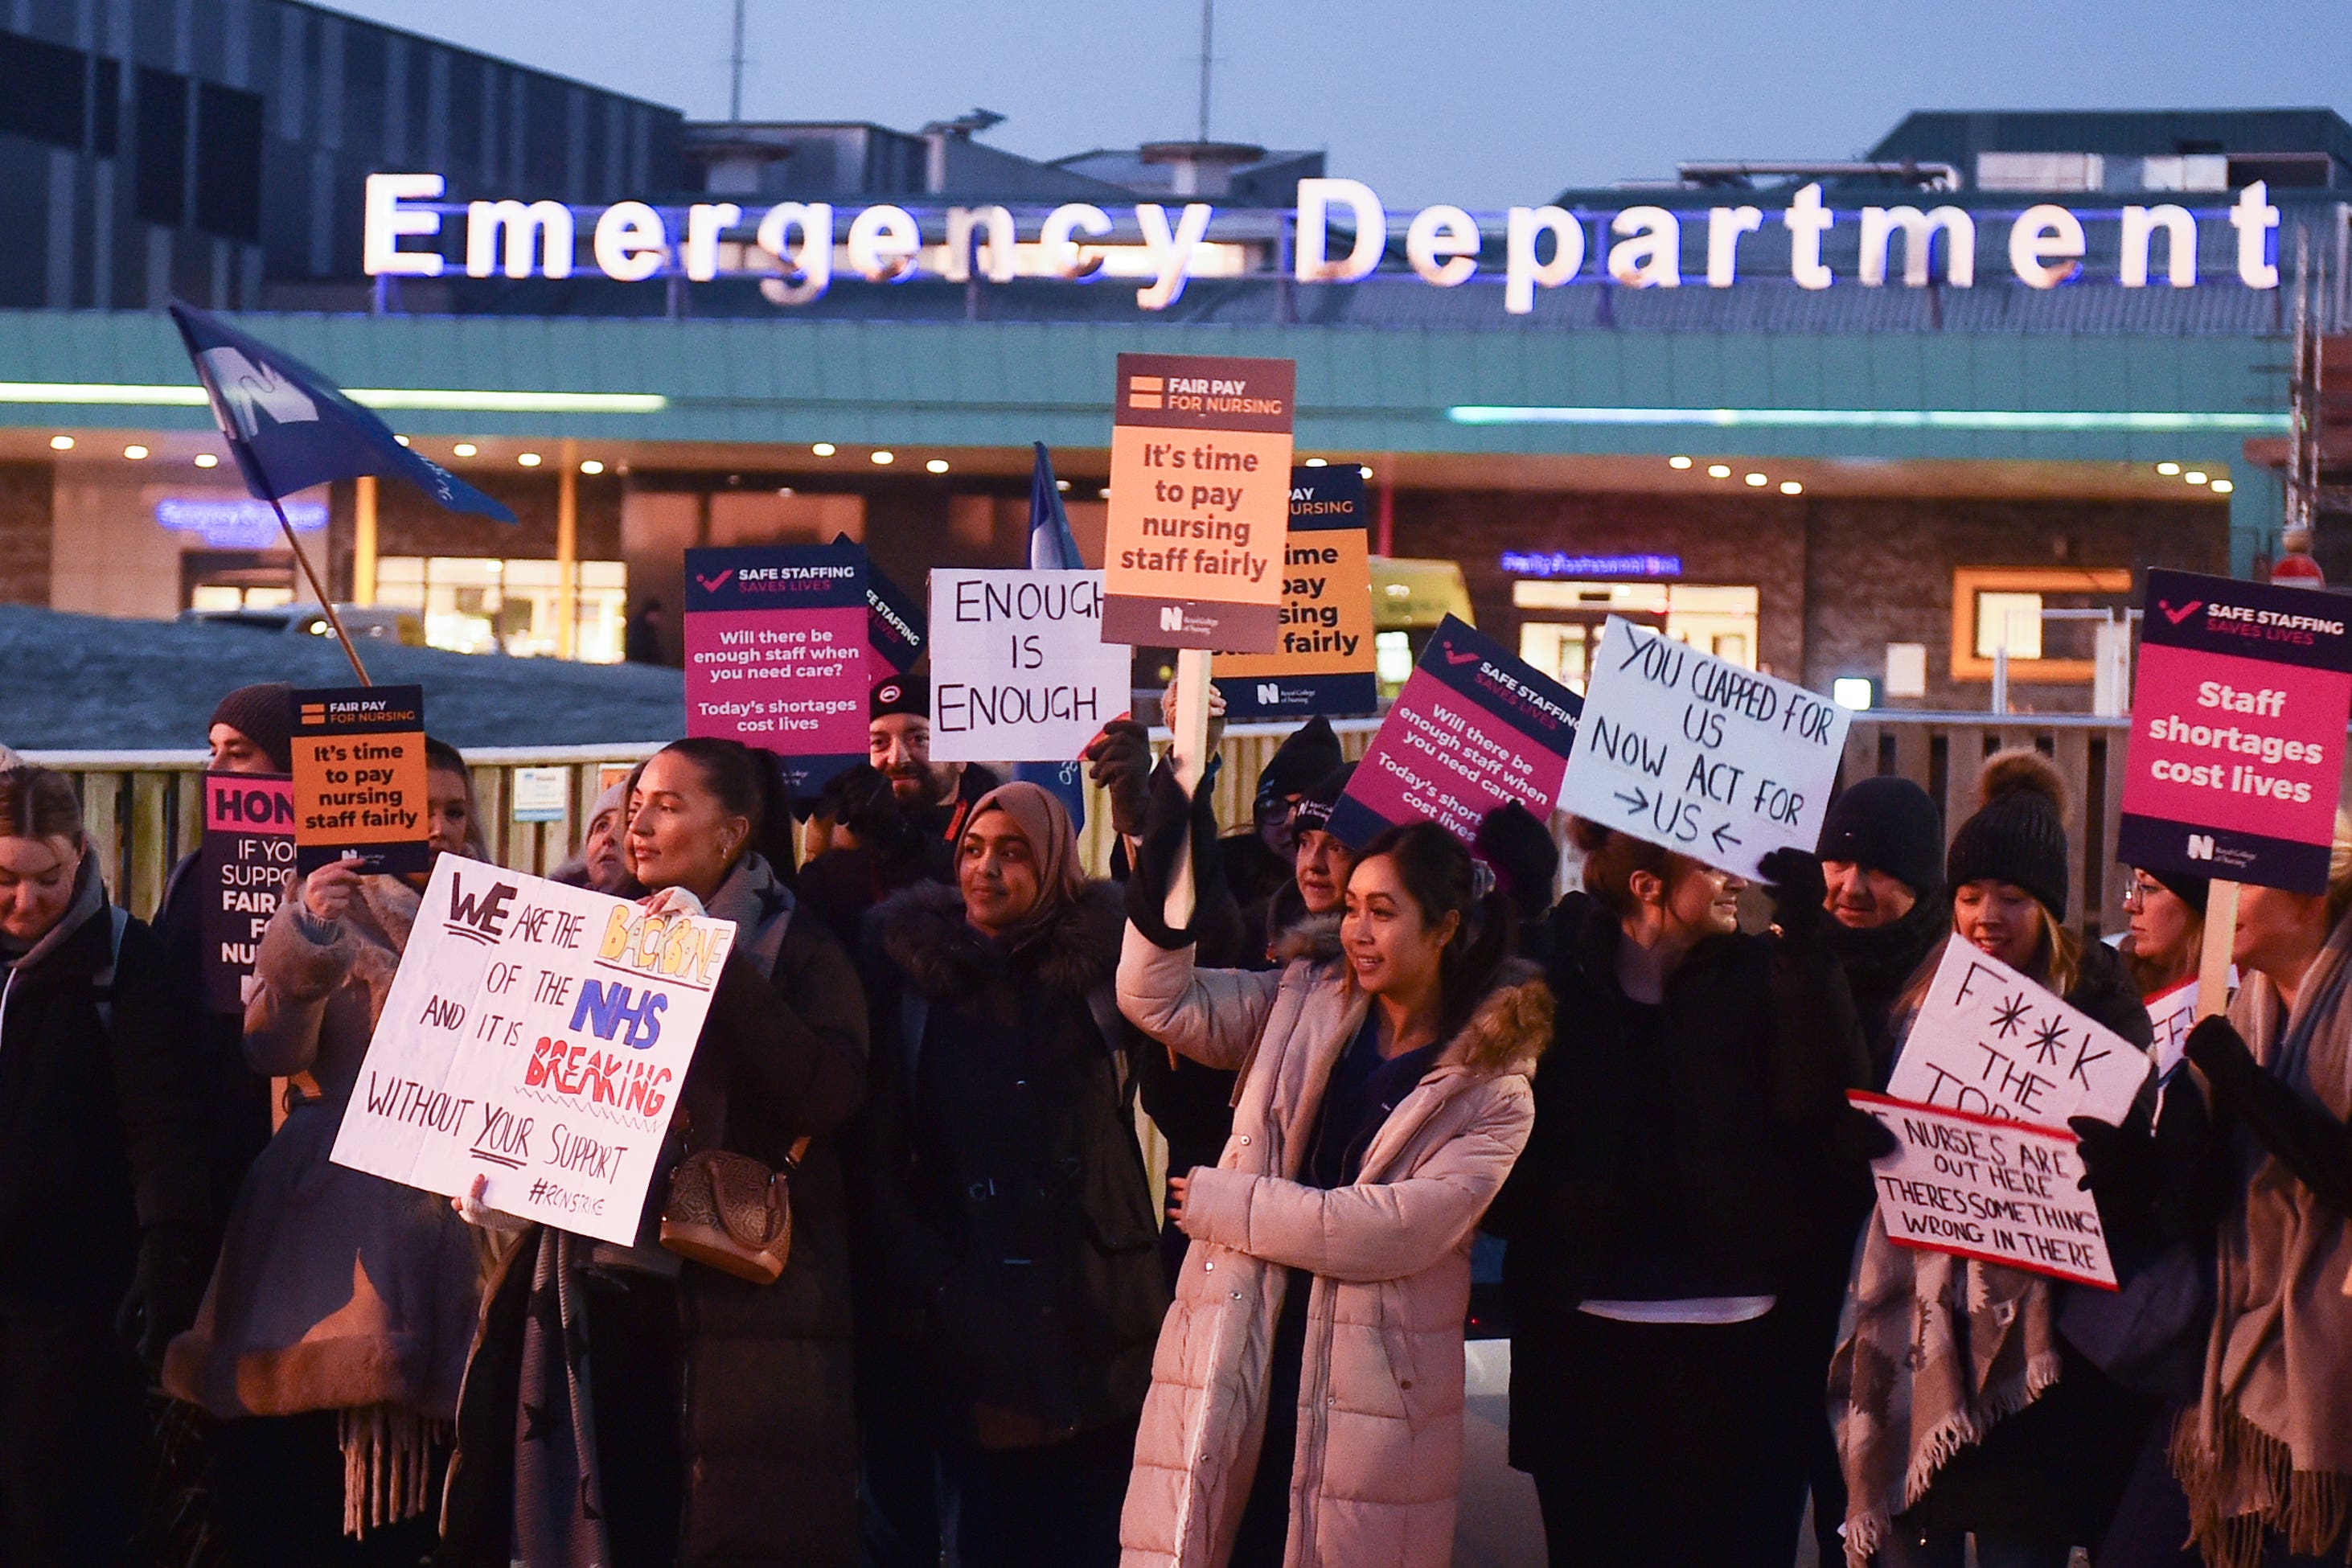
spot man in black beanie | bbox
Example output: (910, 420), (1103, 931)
(1817, 774), (1950, 1080)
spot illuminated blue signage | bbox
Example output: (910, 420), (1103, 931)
(1501, 551), (1682, 580)
(156, 497), (327, 549)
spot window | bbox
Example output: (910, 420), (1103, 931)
(0, 29), (88, 149)
(376, 556), (629, 662)
(194, 82), (265, 240)
(134, 67), (187, 225)
(1949, 568), (2132, 684)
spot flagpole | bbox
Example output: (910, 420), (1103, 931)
(272, 495), (372, 686)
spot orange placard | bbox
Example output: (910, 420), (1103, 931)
(1102, 353), (1295, 652)
(1219, 466), (1377, 716)
(289, 683), (429, 875)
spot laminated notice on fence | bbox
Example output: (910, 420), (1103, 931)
(1851, 1090), (2117, 1289)
(330, 859), (734, 1246)
(1885, 941), (2151, 1127)
(1557, 615), (1850, 880)
(926, 569), (1133, 763)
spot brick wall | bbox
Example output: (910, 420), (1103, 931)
(0, 462), (53, 605)
(1389, 486), (2227, 712)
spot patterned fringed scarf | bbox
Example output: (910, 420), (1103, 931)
(338, 1403), (445, 1536)
(512, 1228), (611, 1568)
(1831, 1217), (2065, 1568)
(2172, 914), (2352, 1568)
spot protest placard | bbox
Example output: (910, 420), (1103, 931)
(2147, 977), (2199, 1080)
(289, 684), (428, 876)
(867, 560), (926, 674)
(2118, 568), (2352, 894)
(1220, 467), (1378, 720)
(198, 772), (294, 1012)
(1886, 940), (2151, 1126)
(1328, 614), (1582, 848)
(927, 569), (1132, 763)
(1101, 352), (1295, 652)
(1850, 1090), (2117, 1289)
(1556, 616), (1851, 880)
(330, 859), (734, 1246)
(683, 542), (868, 794)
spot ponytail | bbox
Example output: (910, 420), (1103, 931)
(654, 737), (799, 882)
(1357, 820), (1517, 1036)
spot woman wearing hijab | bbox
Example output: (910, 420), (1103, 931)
(848, 782), (1166, 1568)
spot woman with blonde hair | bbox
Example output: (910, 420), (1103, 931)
(1833, 749), (2158, 1567)
(2165, 815), (2352, 1567)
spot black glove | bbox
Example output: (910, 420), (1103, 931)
(1833, 1101), (1902, 1163)
(2186, 1014), (2352, 1220)
(1084, 720), (1155, 840)
(2184, 1016), (2261, 1102)
(1758, 848), (1829, 940)
(2069, 1101), (2158, 1201)
(1125, 760), (1217, 950)
(117, 1225), (211, 1372)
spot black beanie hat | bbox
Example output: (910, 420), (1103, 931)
(1256, 716), (1345, 807)
(871, 675), (927, 721)
(1946, 749), (2071, 922)
(1290, 761), (1357, 834)
(1818, 775), (1944, 900)
(208, 682), (293, 772)
(2145, 867), (2212, 917)
(1476, 799), (1561, 919)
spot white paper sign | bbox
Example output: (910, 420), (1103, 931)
(1852, 1090), (2118, 1289)
(330, 857), (735, 1245)
(1557, 616), (1852, 879)
(2147, 978), (2198, 1080)
(1887, 942), (2152, 1127)
(927, 569), (1133, 762)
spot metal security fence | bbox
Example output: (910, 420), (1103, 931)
(32, 716), (2139, 936)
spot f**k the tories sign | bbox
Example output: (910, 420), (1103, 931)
(1886, 941), (2151, 1128)
(1328, 615), (1582, 848)
(927, 569), (1132, 763)
(2118, 568), (2352, 894)
(1849, 1090), (2117, 1290)
(330, 860), (734, 1246)
(683, 542), (868, 794)
(1557, 616), (1851, 880)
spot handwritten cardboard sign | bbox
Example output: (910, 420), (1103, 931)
(198, 773), (294, 1012)
(2146, 978), (2199, 1082)
(1851, 1090), (2117, 1289)
(683, 542), (868, 794)
(1329, 614), (1582, 848)
(2119, 568), (2352, 893)
(927, 569), (1132, 763)
(1557, 616), (1851, 880)
(1219, 467), (1378, 720)
(330, 859), (733, 1245)
(1886, 941), (2151, 1127)
(1102, 351), (1295, 651)
(289, 684), (429, 876)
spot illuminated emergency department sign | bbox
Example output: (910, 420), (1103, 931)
(361, 174), (2288, 316)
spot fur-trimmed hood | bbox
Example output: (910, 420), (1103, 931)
(1270, 913), (1550, 1082)
(876, 876), (1124, 1000)
(1438, 957), (1551, 1081)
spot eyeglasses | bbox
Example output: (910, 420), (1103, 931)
(2121, 875), (2161, 909)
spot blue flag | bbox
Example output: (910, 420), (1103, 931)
(1015, 442), (1094, 817)
(167, 302), (516, 523)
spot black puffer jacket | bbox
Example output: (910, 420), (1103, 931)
(1831, 892), (1952, 1087)
(152, 850), (277, 1241)
(1489, 890), (1870, 1471)
(0, 855), (205, 1311)
(849, 879), (1167, 1450)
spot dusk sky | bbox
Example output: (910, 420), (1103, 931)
(326, 0), (2350, 207)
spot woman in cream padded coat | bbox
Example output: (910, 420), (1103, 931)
(1115, 819), (1551, 1568)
